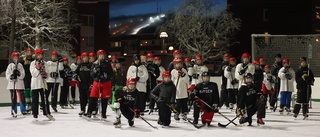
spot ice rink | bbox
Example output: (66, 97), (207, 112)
(0, 102), (319, 137)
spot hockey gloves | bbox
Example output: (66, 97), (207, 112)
(57, 55), (63, 62)
(40, 72), (48, 79)
(36, 61), (45, 70)
(10, 74), (17, 81)
(50, 72), (59, 78)
(134, 108), (140, 118)
(267, 76), (274, 83)
(239, 69), (246, 75)
(192, 74), (199, 79)
(285, 73), (292, 80)
(212, 104), (219, 113)
(13, 70), (20, 77)
(231, 79), (239, 85)
(226, 66), (232, 72)
(178, 71), (186, 77)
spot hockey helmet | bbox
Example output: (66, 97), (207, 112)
(132, 54), (141, 61)
(11, 52), (20, 58)
(282, 58), (290, 64)
(173, 50), (181, 55)
(89, 52), (96, 57)
(76, 56), (81, 60)
(253, 60), (259, 65)
(264, 64), (271, 69)
(126, 78), (137, 85)
(173, 57), (182, 64)
(229, 57), (236, 61)
(111, 55), (117, 59)
(154, 56), (161, 60)
(223, 53), (230, 58)
(202, 72), (210, 77)
(62, 57), (68, 61)
(275, 54), (282, 58)
(146, 53), (154, 58)
(184, 57), (191, 62)
(51, 51), (58, 55)
(259, 57), (265, 62)
(162, 71), (171, 77)
(97, 50), (106, 55)
(244, 73), (253, 78)
(299, 57), (307, 62)
(242, 53), (250, 58)
(195, 55), (202, 60)
(81, 52), (89, 58)
(35, 49), (44, 55)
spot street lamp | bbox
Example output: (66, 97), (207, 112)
(168, 46), (174, 51)
(160, 32), (168, 54)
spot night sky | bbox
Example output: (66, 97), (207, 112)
(110, 0), (227, 18)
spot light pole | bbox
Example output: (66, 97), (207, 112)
(160, 32), (168, 54)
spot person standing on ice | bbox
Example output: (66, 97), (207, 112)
(145, 53), (160, 114)
(262, 65), (276, 108)
(171, 57), (189, 121)
(70, 56), (81, 105)
(270, 54), (283, 111)
(6, 52), (26, 117)
(21, 48), (33, 112)
(154, 56), (165, 84)
(219, 53), (230, 108)
(293, 57), (314, 119)
(235, 53), (255, 89)
(278, 58), (295, 114)
(113, 78), (140, 127)
(168, 50), (186, 72)
(59, 57), (73, 108)
(151, 71), (176, 127)
(224, 57), (238, 110)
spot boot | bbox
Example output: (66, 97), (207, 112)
(257, 118), (265, 125)
(113, 118), (121, 125)
(193, 118), (198, 124)
(182, 112), (188, 120)
(174, 113), (180, 121)
(78, 111), (85, 116)
(128, 119), (134, 126)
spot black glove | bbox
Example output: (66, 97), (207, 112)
(178, 71), (186, 77)
(192, 74), (199, 79)
(212, 104), (219, 113)
(135, 77), (140, 82)
(231, 79), (239, 85)
(13, 69), (20, 77)
(50, 72), (59, 78)
(57, 55), (63, 62)
(10, 74), (17, 81)
(239, 69), (246, 75)
(267, 76), (274, 83)
(155, 96), (164, 102)
(226, 66), (232, 72)
(285, 73), (292, 80)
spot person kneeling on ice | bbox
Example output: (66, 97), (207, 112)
(113, 78), (140, 127)
(236, 73), (266, 126)
(150, 71), (176, 127)
(190, 72), (219, 126)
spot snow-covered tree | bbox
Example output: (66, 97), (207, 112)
(160, 0), (241, 61)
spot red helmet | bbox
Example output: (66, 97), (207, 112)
(81, 52), (89, 58)
(184, 58), (191, 62)
(11, 52), (20, 58)
(173, 50), (181, 55)
(282, 58), (290, 64)
(51, 51), (58, 55)
(89, 52), (96, 57)
(35, 49), (44, 55)
(25, 48), (32, 52)
(97, 50), (106, 55)
(154, 56), (161, 60)
(62, 57), (68, 61)
(173, 57), (182, 64)
(223, 53), (230, 58)
(242, 53), (250, 58)
(146, 53), (154, 58)
(195, 55), (202, 60)
(253, 60), (259, 65)
(126, 78), (137, 85)
(229, 57), (236, 61)
(264, 64), (271, 69)
(111, 55), (117, 59)
(162, 71), (171, 77)
(76, 56), (81, 59)
(259, 57), (265, 62)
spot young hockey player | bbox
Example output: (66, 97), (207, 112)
(127, 54), (149, 116)
(235, 53), (255, 89)
(293, 57), (314, 118)
(253, 60), (264, 93)
(171, 57), (189, 121)
(259, 58), (266, 69)
(224, 57), (238, 110)
(188, 55), (208, 93)
(278, 58), (295, 114)
(46, 51), (64, 112)
(151, 71), (176, 127)
(220, 53), (230, 108)
(168, 50), (185, 72)
(262, 65), (276, 108)
(70, 56), (81, 104)
(89, 52), (96, 63)
(21, 48), (33, 112)
(145, 53), (160, 114)
(30, 48), (54, 120)
(86, 50), (114, 120)
(113, 78), (140, 127)
(6, 52), (26, 117)
(75, 52), (92, 116)
(154, 56), (165, 84)
(59, 57), (73, 108)
(270, 54), (283, 110)
(191, 72), (219, 126)
(237, 73), (266, 126)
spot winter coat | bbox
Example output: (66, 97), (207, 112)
(21, 57), (33, 89)
(46, 60), (64, 83)
(224, 65), (238, 89)
(75, 62), (92, 86)
(171, 68), (189, 99)
(127, 64), (149, 93)
(91, 60), (114, 82)
(30, 60), (49, 90)
(6, 62), (25, 90)
(235, 63), (255, 89)
(278, 67), (295, 92)
(295, 67), (314, 90)
(191, 82), (220, 112)
(191, 64), (208, 85)
(151, 81), (176, 104)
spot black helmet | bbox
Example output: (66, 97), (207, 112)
(132, 54), (141, 61)
(202, 72), (210, 77)
(299, 57), (307, 62)
(244, 73), (253, 78)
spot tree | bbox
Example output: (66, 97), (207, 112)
(159, 0), (241, 61)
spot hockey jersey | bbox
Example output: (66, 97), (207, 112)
(30, 60), (49, 90)
(224, 65), (238, 89)
(127, 64), (149, 93)
(5, 62), (25, 90)
(278, 67), (295, 92)
(46, 60), (64, 83)
(171, 68), (189, 99)
(235, 63), (255, 89)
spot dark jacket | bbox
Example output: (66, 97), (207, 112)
(111, 68), (127, 86)
(91, 60), (114, 82)
(220, 61), (229, 90)
(237, 84), (260, 109)
(254, 68), (264, 90)
(75, 62), (92, 86)
(151, 81), (176, 104)
(20, 56), (33, 89)
(271, 62), (282, 83)
(191, 82), (220, 112)
(115, 87), (140, 108)
(146, 61), (160, 91)
(60, 64), (72, 86)
(295, 66), (315, 90)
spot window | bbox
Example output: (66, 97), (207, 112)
(80, 15), (94, 26)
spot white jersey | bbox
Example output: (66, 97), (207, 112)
(30, 60), (49, 90)
(127, 64), (149, 93)
(156, 65), (165, 82)
(278, 67), (295, 92)
(70, 63), (78, 81)
(224, 66), (238, 89)
(46, 60), (64, 84)
(5, 62), (25, 90)
(235, 63), (255, 89)
(191, 64), (208, 85)
(171, 68), (189, 99)
(263, 72), (276, 90)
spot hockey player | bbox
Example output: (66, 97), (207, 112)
(86, 50), (114, 120)
(145, 53), (160, 114)
(6, 52), (26, 117)
(224, 57), (238, 110)
(127, 54), (149, 116)
(21, 48), (33, 112)
(253, 60), (264, 92)
(113, 78), (140, 127)
(262, 65), (276, 108)
(75, 52), (92, 116)
(219, 53), (230, 108)
(237, 73), (266, 126)
(70, 56), (81, 104)
(184, 57), (194, 84)
(89, 52), (96, 63)
(235, 53), (255, 89)
(150, 71), (176, 127)
(191, 72), (219, 126)
(59, 57), (73, 108)
(154, 56), (165, 84)
(111, 59), (127, 111)
(293, 57), (314, 118)
(168, 50), (184, 72)
(270, 54), (283, 110)
(30, 48), (53, 120)
(188, 55), (208, 93)
(46, 51), (64, 112)
(278, 58), (295, 114)
(171, 57), (189, 121)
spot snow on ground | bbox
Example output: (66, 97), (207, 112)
(0, 102), (320, 137)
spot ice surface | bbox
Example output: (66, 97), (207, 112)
(0, 103), (319, 137)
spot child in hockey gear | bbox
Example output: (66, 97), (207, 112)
(154, 56), (165, 84)
(224, 57), (238, 110)
(262, 65), (276, 108)
(21, 48), (33, 112)
(220, 53), (230, 108)
(75, 52), (93, 116)
(111, 59), (127, 111)
(151, 71), (176, 126)
(59, 57), (73, 108)
(30, 49), (54, 120)
(259, 58), (266, 70)
(168, 50), (187, 72)
(293, 57), (314, 118)
(87, 50), (114, 120)
(6, 52), (26, 117)
(127, 54), (149, 116)
(89, 52), (97, 63)
(235, 53), (255, 89)
(46, 51), (64, 112)
(70, 56), (81, 104)
(253, 60), (264, 93)
(270, 54), (283, 110)
(278, 58), (295, 114)
(171, 57), (189, 121)
(237, 73), (266, 126)
(114, 78), (140, 127)
(191, 72), (219, 126)
(145, 53), (160, 114)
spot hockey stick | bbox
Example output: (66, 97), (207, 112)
(129, 108), (158, 129)
(217, 105), (252, 128)
(51, 58), (60, 112)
